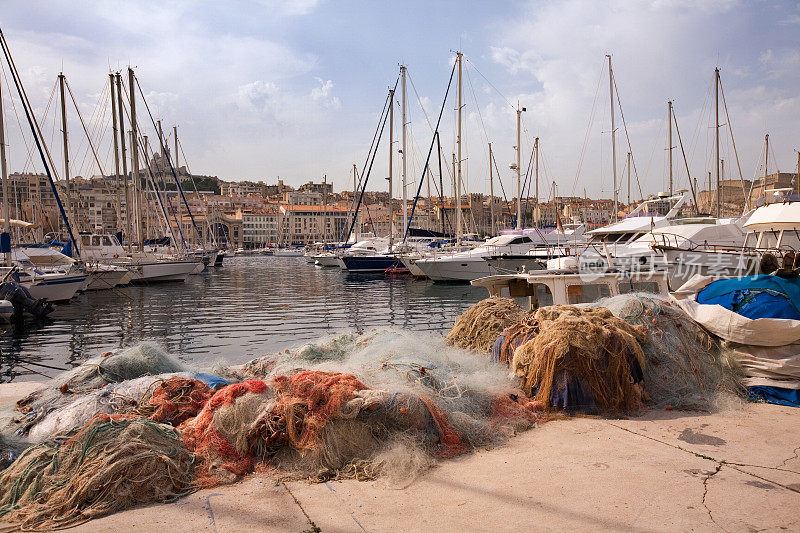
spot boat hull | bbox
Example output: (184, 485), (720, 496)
(340, 255), (400, 272)
(415, 257), (494, 282)
(25, 273), (88, 302)
(128, 260), (197, 283)
(87, 268), (131, 291)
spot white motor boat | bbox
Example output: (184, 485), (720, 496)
(272, 247), (305, 257)
(314, 252), (341, 267)
(415, 234), (545, 282)
(85, 262), (133, 290)
(79, 234), (200, 283)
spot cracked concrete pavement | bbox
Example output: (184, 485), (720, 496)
(1, 383), (798, 532)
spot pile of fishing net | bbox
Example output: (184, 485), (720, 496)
(479, 293), (742, 412)
(229, 329), (540, 483)
(446, 297), (526, 351)
(598, 294), (742, 409)
(4, 343), (186, 438)
(0, 330), (541, 527)
(506, 305), (647, 414)
(0, 415), (194, 531)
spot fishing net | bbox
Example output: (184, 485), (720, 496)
(446, 297), (527, 351)
(7, 343), (185, 438)
(511, 305), (647, 414)
(137, 376), (215, 426)
(178, 379), (273, 487)
(25, 375), (164, 442)
(597, 293), (743, 409)
(0, 415), (194, 531)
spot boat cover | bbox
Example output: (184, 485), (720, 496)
(672, 275), (800, 346)
(696, 275), (800, 320)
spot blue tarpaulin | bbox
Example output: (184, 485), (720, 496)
(748, 386), (800, 407)
(697, 275), (800, 320)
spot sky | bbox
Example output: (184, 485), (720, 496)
(1, 0), (799, 202)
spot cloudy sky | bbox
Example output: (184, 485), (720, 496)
(2, 0), (799, 201)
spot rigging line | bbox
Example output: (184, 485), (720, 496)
(177, 136), (216, 247)
(133, 74), (202, 246)
(403, 57), (457, 242)
(717, 77), (747, 212)
(571, 61), (605, 197)
(342, 80), (397, 243)
(641, 112), (664, 196)
(611, 74), (643, 200)
(464, 57), (515, 111)
(491, 147), (511, 207)
(671, 106), (698, 208)
(0, 60), (36, 171)
(339, 80), (396, 242)
(72, 79), (106, 176)
(64, 78), (121, 223)
(0, 29), (79, 256)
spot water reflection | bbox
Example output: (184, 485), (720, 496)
(0, 256), (486, 382)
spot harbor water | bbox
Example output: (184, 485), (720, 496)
(0, 256), (486, 382)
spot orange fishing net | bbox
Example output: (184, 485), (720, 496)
(178, 379), (269, 487)
(140, 377), (214, 426)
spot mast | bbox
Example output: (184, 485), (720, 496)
(115, 73), (130, 245)
(128, 67), (143, 249)
(323, 174), (328, 245)
(668, 100), (673, 196)
(515, 105), (522, 230)
(456, 51), (463, 242)
(58, 73), (71, 232)
(174, 125), (182, 245)
(388, 88), (394, 251)
(607, 55), (618, 223)
(534, 136), (539, 227)
(109, 73), (122, 234)
(488, 142), (495, 235)
(720, 159), (725, 216)
(352, 163), (358, 238)
(764, 133), (769, 199)
(714, 67), (720, 218)
(797, 150), (799, 196)
(400, 64), (408, 237)
(627, 151), (631, 206)
(0, 66), (10, 266)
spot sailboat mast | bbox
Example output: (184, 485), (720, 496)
(115, 73), (130, 245)
(607, 55), (618, 223)
(627, 151), (631, 206)
(764, 133), (769, 199)
(488, 143), (495, 235)
(0, 68), (10, 266)
(515, 105), (522, 230)
(668, 100), (673, 196)
(128, 67), (143, 249)
(534, 136), (539, 227)
(721, 159), (725, 216)
(400, 64), (408, 237)
(388, 88), (394, 251)
(109, 73), (122, 235)
(714, 67), (720, 218)
(456, 52), (463, 242)
(58, 73), (71, 232)
(323, 174), (328, 245)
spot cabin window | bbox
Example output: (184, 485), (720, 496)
(744, 233), (758, 248)
(91, 236), (101, 246)
(567, 283), (610, 304)
(102, 236), (113, 246)
(81, 235), (91, 246)
(618, 281), (660, 294)
(778, 230), (800, 251)
(759, 230), (780, 249)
